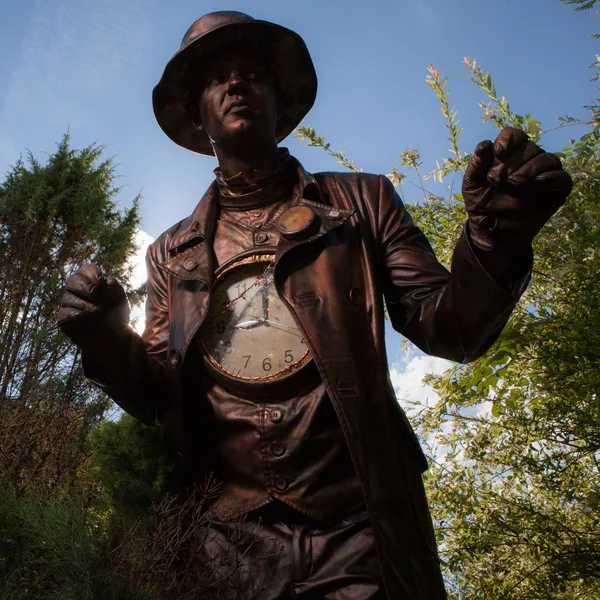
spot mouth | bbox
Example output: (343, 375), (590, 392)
(226, 98), (255, 114)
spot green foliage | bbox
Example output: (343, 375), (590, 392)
(295, 125), (362, 172)
(0, 483), (151, 600)
(560, 0), (598, 12)
(91, 414), (178, 525)
(463, 57), (543, 142)
(0, 135), (148, 598)
(424, 65), (471, 183)
(0, 133), (140, 411)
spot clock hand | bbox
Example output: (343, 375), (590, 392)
(260, 320), (302, 336)
(234, 318), (301, 336)
(261, 286), (269, 321)
(235, 319), (263, 330)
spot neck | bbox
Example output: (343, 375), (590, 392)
(213, 140), (280, 179)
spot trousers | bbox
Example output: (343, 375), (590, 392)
(186, 500), (386, 599)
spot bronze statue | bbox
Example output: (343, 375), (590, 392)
(58, 11), (572, 599)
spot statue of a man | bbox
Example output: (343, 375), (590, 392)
(58, 11), (572, 599)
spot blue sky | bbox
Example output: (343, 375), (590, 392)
(1, 0), (597, 378)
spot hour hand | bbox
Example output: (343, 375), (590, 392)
(235, 319), (263, 330)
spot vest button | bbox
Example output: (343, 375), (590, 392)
(271, 441), (286, 457)
(274, 476), (288, 491)
(254, 232), (269, 245)
(169, 350), (181, 367)
(268, 409), (284, 423)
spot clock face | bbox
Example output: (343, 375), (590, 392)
(199, 254), (310, 381)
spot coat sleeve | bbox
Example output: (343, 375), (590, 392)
(81, 242), (171, 426)
(375, 175), (531, 363)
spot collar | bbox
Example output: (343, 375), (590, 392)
(167, 153), (324, 254)
(214, 147), (292, 197)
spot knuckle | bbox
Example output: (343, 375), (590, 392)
(81, 263), (104, 280)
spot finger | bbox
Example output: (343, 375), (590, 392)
(57, 306), (91, 325)
(535, 169), (573, 197)
(103, 276), (128, 306)
(462, 140), (494, 193)
(493, 127), (529, 161)
(488, 140), (544, 185)
(507, 152), (563, 186)
(59, 290), (101, 315)
(66, 265), (106, 298)
(502, 141), (545, 178)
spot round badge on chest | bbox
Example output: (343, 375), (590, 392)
(199, 253), (311, 382)
(277, 205), (320, 240)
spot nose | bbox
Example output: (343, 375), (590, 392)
(226, 70), (248, 94)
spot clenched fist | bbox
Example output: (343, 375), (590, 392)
(58, 264), (130, 356)
(463, 127), (573, 252)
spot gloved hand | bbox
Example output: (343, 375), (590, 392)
(58, 264), (131, 358)
(463, 126), (573, 252)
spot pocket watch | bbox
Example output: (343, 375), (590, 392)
(199, 253), (311, 382)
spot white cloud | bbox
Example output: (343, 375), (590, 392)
(390, 353), (453, 463)
(390, 353), (452, 413)
(127, 229), (153, 334)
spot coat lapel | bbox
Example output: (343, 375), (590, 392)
(157, 182), (219, 358)
(154, 162), (354, 360)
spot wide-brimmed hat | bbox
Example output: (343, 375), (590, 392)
(152, 11), (318, 155)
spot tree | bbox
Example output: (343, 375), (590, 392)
(91, 414), (178, 524)
(0, 134), (143, 599)
(297, 3), (600, 597)
(0, 133), (140, 491)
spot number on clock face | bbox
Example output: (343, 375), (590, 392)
(200, 258), (310, 380)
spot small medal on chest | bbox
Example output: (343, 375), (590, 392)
(277, 206), (320, 241)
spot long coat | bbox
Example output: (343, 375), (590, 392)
(84, 159), (529, 599)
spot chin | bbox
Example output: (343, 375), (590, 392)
(223, 120), (272, 144)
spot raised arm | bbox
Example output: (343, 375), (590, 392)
(380, 127), (571, 362)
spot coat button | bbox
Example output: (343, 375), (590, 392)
(189, 220), (200, 232)
(183, 258), (198, 271)
(274, 476), (289, 491)
(271, 441), (286, 457)
(169, 350), (181, 367)
(480, 215), (498, 231)
(349, 287), (363, 306)
(253, 210), (263, 218)
(254, 232), (269, 245)
(268, 408), (284, 423)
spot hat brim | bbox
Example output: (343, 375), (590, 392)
(152, 20), (318, 155)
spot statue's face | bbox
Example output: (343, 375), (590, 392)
(197, 48), (279, 149)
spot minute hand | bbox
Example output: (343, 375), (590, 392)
(262, 320), (302, 336)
